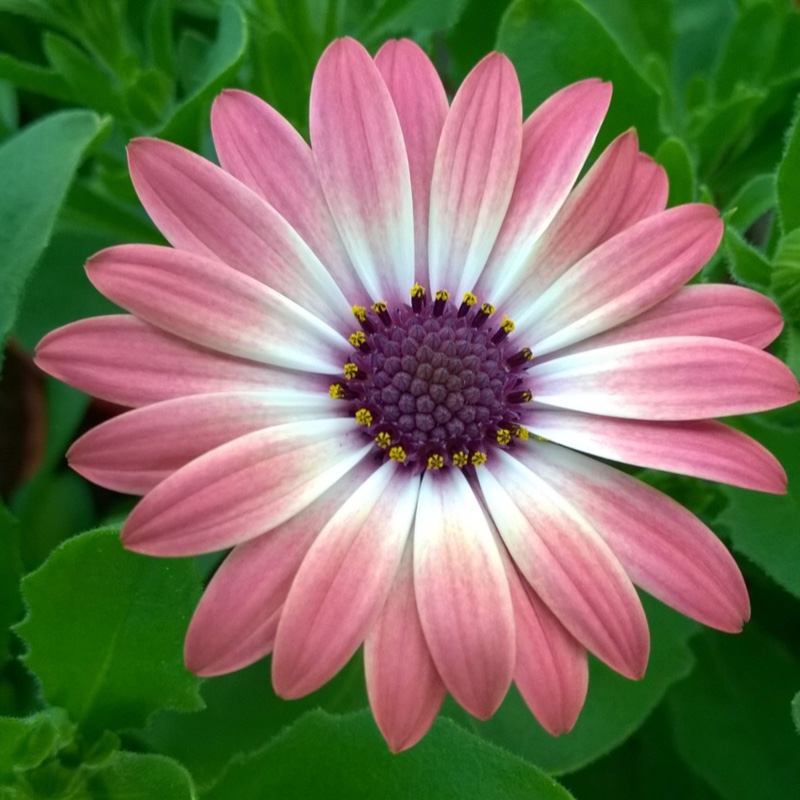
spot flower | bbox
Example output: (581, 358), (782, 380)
(35, 37), (798, 752)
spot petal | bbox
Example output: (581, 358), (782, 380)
(515, 442), (750, 632)
(478, 79), (611, 306)
(516, 205), (724, 353)
(128, 138), (353, 332)
(428, 53), (522, 299)
(365, 541), (446, 753)
(413, 469), (515, 718)
(273, 462), (418, 699)
(184, 465), (369, 676)
(479, 451), (649, 679)
(310, 38), (414, 304)
(506, 559), (588, 735)
(530, 336), (800, 420)
(68, 390), (337, 495)
(210, 89), (365, 303)
(483, 128), (638, 309)
(87, 245), (348, 372)
(542, 284), (785, 358)
(604, 153), (668, 237)
(375, 39), (448, 287)
(526, 410), (787, 493)
(122, 418), (372, 556)
(35, 316), (313, 408)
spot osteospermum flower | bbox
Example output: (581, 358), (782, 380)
(36, 37), (798, 752)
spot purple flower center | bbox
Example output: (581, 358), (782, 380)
(332, 287), (534, 472)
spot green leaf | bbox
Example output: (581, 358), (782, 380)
(792, 691), (800, 736)
(84, 752), (195, 800)
(203, 709), (575, 800)
(772, 228), (800, 327)
(359, 0), (470, 39)
(722, 227), (772, 291)
(0, 502), (23, 664)
(446, 596), (698, 774)
(654, 137), (696, 206)
(15, 528), (203, 738)
(668, 625), (800, 800)
(0, 52), (73, 103)
(725, 172), (776, 232)
(157, 3), (247, 148)
(717, 417), (800, 601)
(497, 0), (663, 152)
(777, 96), (800, 233)
(0, 110), (108, 370)
(672, 0), (736, 87)
(0, 708), (74, 777)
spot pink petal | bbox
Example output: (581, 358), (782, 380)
(530, 336), (800, 420)
(428, 53), (522, 299)
(515, 205), (724, 353)
(210, 89), (365, 304)
(184, 465), (370, 676)
(127, 138), (353, 332)
(364, 542), (446, 753)
(35, 316), (313, 408)
(542, 284), (784, 358)
(310, 38), (414, 304)
(68, 390), (336, 495)
(375, 39), (448, 287)
(505, 557), (588, 735)
(478, 79), (611, 306)
(413, 469), (515, 718)
(122, 419), (372, 556)
(525, 410), (787, 493)
(515, 442), (750, 632)
(272, 462), (418, 699)
(479, 451), (649, 679)
(86, 245), (348, 373)
(604, 153), (668, 237)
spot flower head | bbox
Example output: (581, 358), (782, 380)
(36, 37), (798, 752)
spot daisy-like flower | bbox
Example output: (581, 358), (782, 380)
(36, 38), (797, 752)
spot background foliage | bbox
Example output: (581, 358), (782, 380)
(1, 0), (800, 797)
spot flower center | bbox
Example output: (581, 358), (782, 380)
(330, 285), (534, 472)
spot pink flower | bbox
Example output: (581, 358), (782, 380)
(36, 38), (798, 752)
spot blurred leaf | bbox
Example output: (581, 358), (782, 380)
(15, 528), (203, 738)
(777, 96), (800, 233)
(672, 0), (736, 87)
(447, 0), (511, 81)
(0, 707), (74, 776)
(714, 2), (782, 100)
(717, 417), (800, 601)
(654, 136), (696, 206)
(359, 0), (469, 39)
(669, 625), (800, 800)
(722, 227), (771, 291)
(793, 691), (800, 735)
(772, 228), (800, 327)
(497, 0), (663, 152)
(0, 80), (17, 138)
(724, 173), (776, 232)
(146, 0), (176, 77)
(158, 3), (247, 148)
(143, 654), (367, 788)
(446, 596), (698, 774)
(203, 709), (575, 800)
(0, 110), (108, 371)
(0, 502), (22, 664)
(83, 751), (195, 800)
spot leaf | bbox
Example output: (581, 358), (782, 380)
(0, 110), (108, 370)
(717, 417), (800, 601)
(668, 625), (800, 800)
(725, 173), (776, 232)
(793, 691), (800, 736)
(654, 137), (696, 206)
(722, 227), (772, 291)
(0, 53), (73, 103)
(359, 0), (470, 39)
(496, 0), (663, 152)
(0, 502), (23, 664)
(777, 96), (800, 233)
(772, 228), (800, 327)
(83, 752), (195, 800)
(15, 528), (203, 738)
(671, 0), (736, 87)
(445, 595), (699, 774)
(203, 709), (575, 800)
(0, 708), (74, 777)
(157, 3), (247, 148)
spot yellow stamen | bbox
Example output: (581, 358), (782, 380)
(375, 431), (392, 449)
(329, 384), (345, 399)
(496, 428), (512, 445)
(352, 305), (367, 322)
(462, 292), (478, 307)
(371, 300), (388, 313)
(355, 408), (373, 426)
(501, 314), (515, 333)
(410, 282), (426, 298)
(389, 445), (407, 463)
(513, 426), (530, 441)
(435, 289), (450, 301)
(470, 451), (487, 466)
(427, 454), (444, 470)
(349, 331), (367, 347)
(480, 302), (495, 316)
(452, 451), (469, 467)
(343, 363), (359, 379)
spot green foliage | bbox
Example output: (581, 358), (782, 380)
(0, 504), (22, 665)
(777, 96), (800, 233)
(203, 709), (575, 799)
